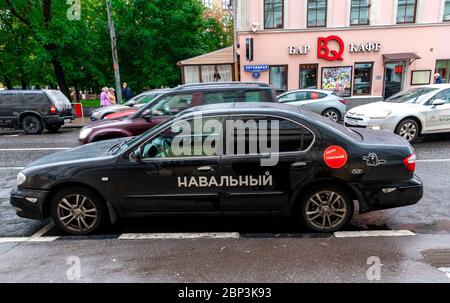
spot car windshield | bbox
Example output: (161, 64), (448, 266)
(385, 87), (439, 104)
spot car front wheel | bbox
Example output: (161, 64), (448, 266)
(51, 187), (105, 235)
(395, 119), (419, 142)
(300, 187), (353, 232)
(322, 109), (340, 122)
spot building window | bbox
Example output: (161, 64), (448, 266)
(353, 62), (373, 95)
(222, 0), (230, 10)
(444, 0), (450, 21)
(307, 0), (327, 28)
(299, 64), (318, 89)
(269, 65), (288, 94)
(203, 0), (213, 9)
(264, 0), (284, 29)
(436, 60), (450, 83)
(350, 0), (370, 25)
(396, 0), (417, 24)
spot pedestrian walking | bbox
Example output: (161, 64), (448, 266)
(108, 87), (117, 105)
(434, 73), (444, 84)
(122, 82), (133, 101)
(100, 87), (112, 107)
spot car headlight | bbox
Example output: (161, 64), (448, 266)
(17, 172), (26, 186)
(369, 111), (392, 119)
(79, 128), (93, 140)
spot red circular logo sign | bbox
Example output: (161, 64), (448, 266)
(323, 146), (348, 169)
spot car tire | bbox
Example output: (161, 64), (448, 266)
(50, 186), (106, 235)
(22, 115), (43, 134)
(46, 125), (61, 133)
(299, 186), (353, 233)
(395, 119), (420, 142)
(322, 109), (341, 122)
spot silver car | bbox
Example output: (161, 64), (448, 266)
(344, 84), (450, 142)
(277, 89), (347, 122)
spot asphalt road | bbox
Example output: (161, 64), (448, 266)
(1, 127), (450, 282)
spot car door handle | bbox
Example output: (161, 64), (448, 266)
(291, 162), (308, 169)
(197, 166), (214, 173)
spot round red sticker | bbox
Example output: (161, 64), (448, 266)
(323, 146), (348, 169)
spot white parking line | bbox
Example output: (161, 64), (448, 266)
(416, 159), (450, 163)
(0, 237), (59, 243)
(30, 222), (55, 239)
(437, 267), (450, 279)
(119, 232), (241, 240)
(0, 148), (70, 151)
(333, 230), (416, 238)
(0, 167), (25, 170)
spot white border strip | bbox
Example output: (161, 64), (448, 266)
(0, 237), (59, 243)
(119, 232), (240, 240)
(0, 148), (70, 151)
(334, 230), (416, 238)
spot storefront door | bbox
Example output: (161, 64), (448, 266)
(383, 62), (405, 99)
(299, 64), (318, 89)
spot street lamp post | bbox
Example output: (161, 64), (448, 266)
(105, 0), (123, 104)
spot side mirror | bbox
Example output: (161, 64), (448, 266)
(432, 99), (446, 107)
(126, 100), (136, 107)
(133, 148), (142, 161)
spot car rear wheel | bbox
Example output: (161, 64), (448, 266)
(46, 125), (61, 133)
(395, 119), (419, 142)
(322, 109), (340, 122)
(22, 115), (43, 134)
(51, 187), (105, 235)
(300, 187), (353, 232)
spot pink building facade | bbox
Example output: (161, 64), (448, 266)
(236, 0), (450, 99)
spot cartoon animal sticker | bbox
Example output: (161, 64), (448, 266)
(363, 153), (386, 167)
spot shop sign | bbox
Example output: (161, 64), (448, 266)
(318, 35), (345, 61)
(244, 65), (269, 79)
(288, 45), (311, 55)
(349, 42), (381, 53)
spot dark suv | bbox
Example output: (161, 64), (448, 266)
(79, 82), (277, 144)
(0, 90), (73, 134)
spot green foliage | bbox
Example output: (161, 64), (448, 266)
(0, 0), (232, 93)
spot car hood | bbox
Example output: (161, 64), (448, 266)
(347, 101), (421, 116)
(24, 138), (126, 171)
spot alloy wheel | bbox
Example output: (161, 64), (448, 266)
(399, 122), (417, 142)
(56, 194), (99, 233)
(305, 191), (348, 231)
(324, 110), (339, 122)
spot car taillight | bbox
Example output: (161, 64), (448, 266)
(403, 153), (416, 173)
(339, 99), (347, 105)
(50, 105), (57, 114)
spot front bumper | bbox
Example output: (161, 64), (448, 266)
(344, 115), (397, 132)
(350, 175), (423, 213)
(10, 188), (50, 220)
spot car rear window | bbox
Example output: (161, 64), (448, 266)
(202, 90), (273, 104)
(45, 90), (71, 110)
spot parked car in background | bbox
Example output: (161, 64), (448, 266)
(0, 90), (73, 134)
(90, 89), (168, 121)
(344, 84), (450, 142)
(277, 89), (346, 122)
(103, 108), (139, 120)
(79, 82), (277, 144)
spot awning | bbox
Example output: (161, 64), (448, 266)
(383, 53), (421, 64)
(178, 46), (234, 66)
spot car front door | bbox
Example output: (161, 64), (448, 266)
(425, 89), (450, 132)
(115, 115), (224, 213)
(220, 115), (318, 212)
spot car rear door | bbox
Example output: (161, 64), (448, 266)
(425, 89), (450, 132)
(220, 115), (318, 212)
(115, 115), (224, 213)
(0, 92), (20, 125)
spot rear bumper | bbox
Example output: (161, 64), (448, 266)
(10, 188), (50, 220)
(43, 115), (75, 126)
(350, 175), (423, 213)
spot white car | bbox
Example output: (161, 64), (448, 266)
(344, 84), (450, 142)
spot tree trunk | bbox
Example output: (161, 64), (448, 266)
(51, 58), (70, 98)
(21, 79), (27, 89)
(3, 76), (12, 89)
(74, 80), (80, 102)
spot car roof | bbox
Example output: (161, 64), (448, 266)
(0, 89), (47, 94)
(172, 82), (273, 92)
(176, 102), (300, 118)
(279, 89), (333, 95)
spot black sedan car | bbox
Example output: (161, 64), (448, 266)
(11, 103), (423, 235)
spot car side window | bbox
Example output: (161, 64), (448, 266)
(244, 91), (273, 102)
(226, 116), (314, 155)
(23, 93), (49, 107)
(431, 89), (450, 104)
(140, 116), (224, 159)
(306, 92), (327, 100)
(149, 94), (193, 116)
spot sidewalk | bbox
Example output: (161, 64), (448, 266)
(62, 117), (90, 129)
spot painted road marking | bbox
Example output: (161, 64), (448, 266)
(30, 222), (55, 239)
(437, 267), (450, 279)
(0, 167), (25, 170)
(0, 148), (70, 151)
(334, 230), (416, 238)
(416, 159), (450, 163)
(119, 232), (241, 240)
